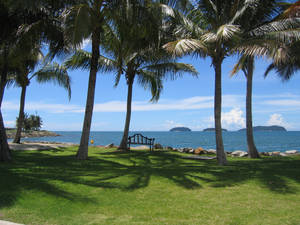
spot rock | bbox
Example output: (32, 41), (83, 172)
(154, 143), (163, 149)
(285, 150), (298, 154)
(194, 147), (205, 155)
(260, 152), (270, 156)
(6, 130), (60, 139)
(182, 148), (192, 153)
(189, 149), (195, 154)
(271, 151), (280, 156)
(207, 149), (216, 154)
(231, 150), (248, 157)
(178, 148), (184, 153)
(105, 143), (115, 148)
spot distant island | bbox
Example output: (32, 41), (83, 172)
(169, 127), (191, 132)
(203, 128), (228, 132)
(238, 125), (287, 132)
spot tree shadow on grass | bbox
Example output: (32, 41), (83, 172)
(1, 149), (300, 210)
(208, 157), (300, 194)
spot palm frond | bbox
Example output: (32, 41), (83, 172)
(264, 62), (299, 81)
(261, 28), (300, 43)
(141, 62), (198, 80)
(216, 24), (241, 42)
(230, 0), (259, 24)
(33, 62), (72, 100)
(250, 18), (300, 37)
(160, 4), (175, 18)
(136, 70), (163, 102)
(62, 4), (93, 49)
(234, 38), (279, 57)
(64, 50), (117, 72)
(163, 39), (207, 57)
(205, 0), (218, 14)
(230, 55), (248, 77)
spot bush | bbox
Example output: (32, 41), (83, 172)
(16, 113), (43, 131)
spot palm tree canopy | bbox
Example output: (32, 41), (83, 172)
(163, 0), (265, 58)
(65, 49), (197, 102)
(264, 40), (300, 81)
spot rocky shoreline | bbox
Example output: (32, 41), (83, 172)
(100, 143), (300, 157)
(6, 130), (60, 139)
(157, 145), (299, 157)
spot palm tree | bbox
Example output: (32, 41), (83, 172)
(0, 0), (77, 161)
(104, 1), (198, 150)
(232, 0), (300, 159)
(11, 48), (71, 143)
(0, 1), (24, 161)
(264, 0), (300, 79)
(231, 56), (260, 158)
(230, 1), (284, 158)
(65, 48), (197, 151)
(61, 0), (121, 160)
(164, 0), (262, 165)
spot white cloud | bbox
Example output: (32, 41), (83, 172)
(264, 99), (300, 107)
(93, 95), (242, 112)
(4, 120), (15, 128)
(206, 108), (245, 130)
(5, 93), (300, 116)
(3, 95), (244, 114)
(2, 101), (84, 113)
(222, 108), (245, 129)
(267, 113), (290, 128)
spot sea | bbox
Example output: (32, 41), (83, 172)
(10, 131), (300, 152)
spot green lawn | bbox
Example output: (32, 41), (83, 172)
(1, 147), (300, 225)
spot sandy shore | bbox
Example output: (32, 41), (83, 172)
(8, 141), (152, 151)
(8, 142), (78, 151)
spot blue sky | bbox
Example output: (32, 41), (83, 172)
(3, 43), (300, 131)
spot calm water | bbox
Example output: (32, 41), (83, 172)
(12, 131), (300, 152)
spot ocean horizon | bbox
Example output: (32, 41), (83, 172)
(10, 131), (300, 152)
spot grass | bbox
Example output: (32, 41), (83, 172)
(1, 147), (300, 225)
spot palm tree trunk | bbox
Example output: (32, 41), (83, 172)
(13, 85), (27, 144)
(246, 59), (260, 158)
(118, 76), (134, 151)
(0, 109), (10, 162)
(213, 59), (227, 165)
(0, 45), (11, 162)
(76, 29), (100, 160)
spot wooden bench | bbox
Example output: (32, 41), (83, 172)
(128, 133), (155, 151)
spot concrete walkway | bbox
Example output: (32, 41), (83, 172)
(0, 220), (23, 225)
(9, 142), (77, 151)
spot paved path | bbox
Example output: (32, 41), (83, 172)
(0, 220), (23, 225)
(9, 142), (77, 151)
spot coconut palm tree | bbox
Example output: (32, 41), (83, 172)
(164, 0), (263, 165)
(0, 0), (78, 161)
(103, 1), (198, 150)
(10, 49), (71, 143)
(264, 1), (300, 79)
(65, 47), (197, 151)
(230, 1), (284, 158)
(232, 0), (300, 158)
(0, 0), (24, 161)
(61, 0), (123, 160)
